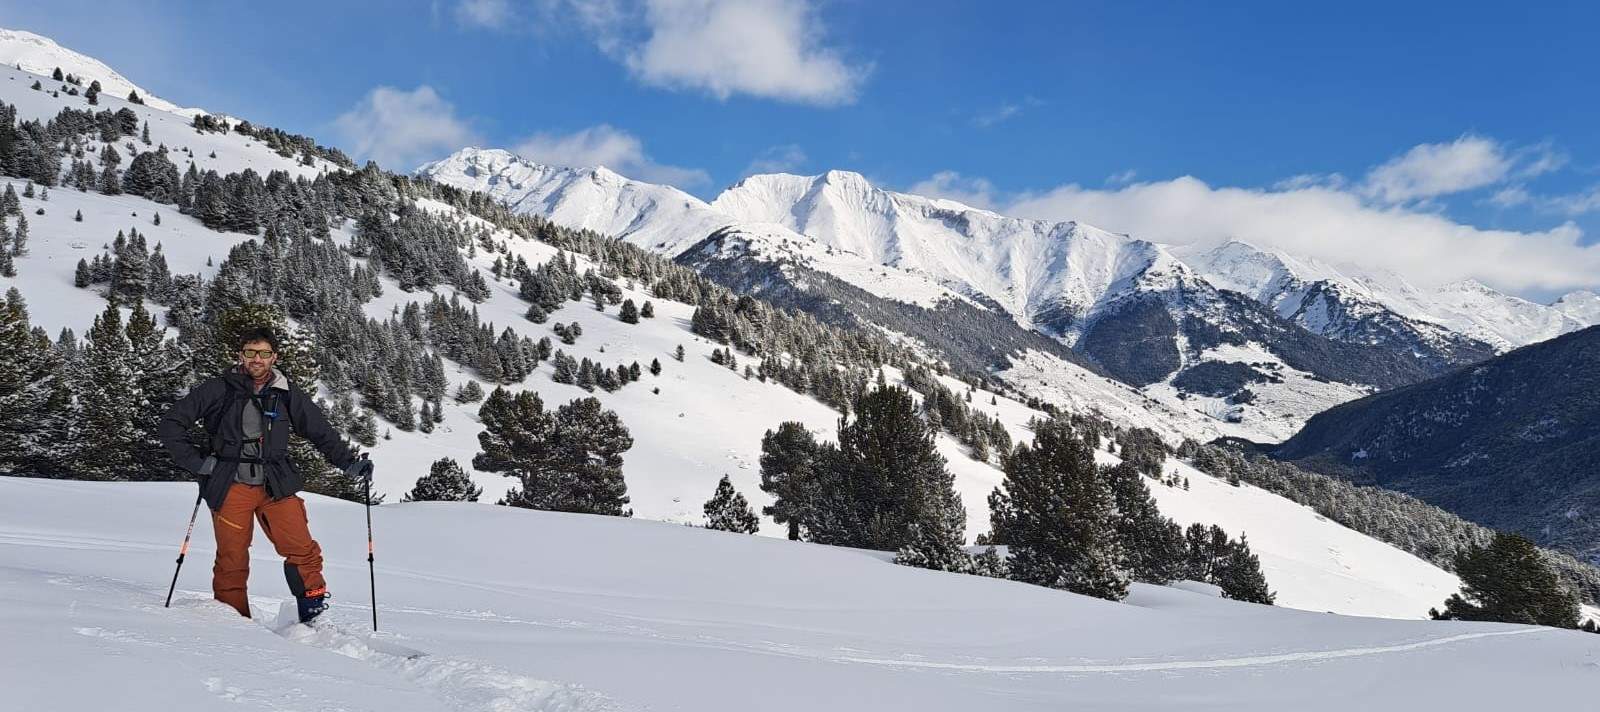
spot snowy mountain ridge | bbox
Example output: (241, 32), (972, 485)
(418, 150), (1491, 440)
(0, 28), (202, 118)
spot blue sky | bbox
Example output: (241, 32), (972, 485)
(6, 0), (1599, 297)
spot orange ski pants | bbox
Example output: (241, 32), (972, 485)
(211, 482), (327, 617)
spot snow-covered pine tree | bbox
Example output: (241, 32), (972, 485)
(123, 300), (191, 481)
(989, 417), (1130, 601)
(0, 288), (65, 475)
(454, 380), (485, 403)
(619, 298), (639, 324)
(703, 474), (760, 534)
(403, 457), (482, 502)
(72, 300), (142, 480)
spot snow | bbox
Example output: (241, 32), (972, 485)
(1422, 279), (1591, 351)
(3, 477), (1597, 711)
(0, 28), (204, 117)
(416, 147), (732, 256)
(3, 170), (1472, 620)
(0, 24), (1532, 633)
(1552, 290), (1600, 330)
(1174, 240), (1600, 352)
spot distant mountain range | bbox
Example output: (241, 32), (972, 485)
(419, 148), (1599, 441)
(1272, 325), (1600, 561)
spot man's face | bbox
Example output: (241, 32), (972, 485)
(239, 340), (277, 380)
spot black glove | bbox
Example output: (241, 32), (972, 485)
(344, 458), (374, 481)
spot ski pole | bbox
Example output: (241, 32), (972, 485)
(362, 453), (377, 632)
(165, 491), (204, 608)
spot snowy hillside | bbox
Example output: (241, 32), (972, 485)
(415, 147), (729, 256)
(0, 28), (202, 118)
(5, 22), (1589, 635)
(422, 153), (1439, 441)
(5, 477), (1598, 712)
(6, 171), (1466, 617)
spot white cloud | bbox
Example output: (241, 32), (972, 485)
(1514, 143), (1569, 179)
(972, 96), (1042, 128)
(455, 0), (516, 28)
(560, 0), (868, 105)
(1003, 176), (1600, 294)
(973, 103), (1020, 128)
(743, 144), (808, 176)
(1489, 185), (1532, 208)
(1360, 135), (1513, 203)
(1105, 169), (1138, 186)
(333, 85), (481, 170)
(907, 171), (998, 212)
(1546, 186), (1600, 215)
(512, 123), (709, 187)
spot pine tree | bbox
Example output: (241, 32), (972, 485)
(674, 344), (684, 362)
(73, 300), (142, 480)
(123, 300), (191, 481)
(619, 298), (639, 324)
(402, 458), (482, 502)
(989, 418), (1129, 601)
(1431, 532), (1578, 628)
(1103, 461), (1187, 584)
(0, 289), (65, 475)
(808, 385), (966, 558)
(453, 380), (485, 403)
(475, 389), (632, 516)
(703, 475), (760, 534)
(759, 421), (821, 541)
(649, 357), (661, 376)
(640, 301), (655, 318)
(0, 245), (12, 277)
(14, 214), (30, 256)
(1215, 534), (1275, 605)
(1183, 523), (1232, 583)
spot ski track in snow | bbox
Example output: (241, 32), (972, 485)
(41, 572), (626, 712)
(838, 628), (1548, 673)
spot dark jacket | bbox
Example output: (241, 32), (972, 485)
(158, 366), (357, 511)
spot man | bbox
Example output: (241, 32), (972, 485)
(158, 327), (372, 623)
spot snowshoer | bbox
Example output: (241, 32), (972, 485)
(158, 327), (372, 623)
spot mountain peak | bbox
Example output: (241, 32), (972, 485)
(0, 26), (200, 117)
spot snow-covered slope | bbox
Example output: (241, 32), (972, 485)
(423, 154), (1431, 440)
(1183, 240), (1596, 353)
(416, 147), (729, 256)
(5, 477), (1597, 712)
(4, 115), (1473, 620)
(713, 170), (1200, 338)
(1426, 279), (1593, 351)
(1554, 289), (1600, 325)
(0, 25), (1550, 631)
(0, 28), (202, 117)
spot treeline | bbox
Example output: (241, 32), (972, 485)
(755, 385), (1274, 605)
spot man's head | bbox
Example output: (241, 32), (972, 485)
(237, 327), (280, 382)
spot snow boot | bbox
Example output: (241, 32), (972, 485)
(297, 592), (329, 624)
